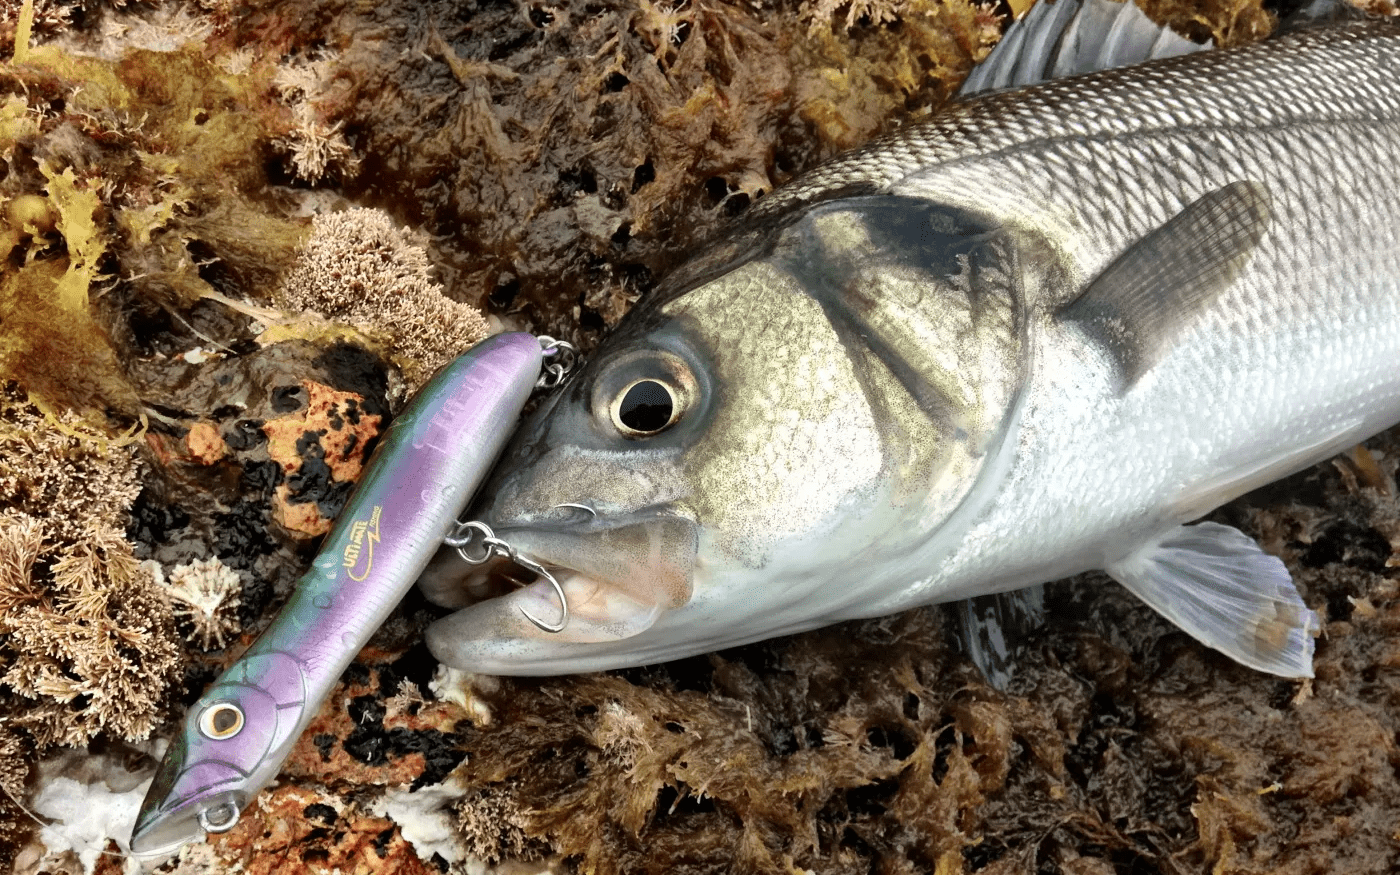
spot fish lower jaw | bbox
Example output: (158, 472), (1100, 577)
(487, 564), (665, 643)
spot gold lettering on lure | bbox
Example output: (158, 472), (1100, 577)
(343, 505), (383, 581)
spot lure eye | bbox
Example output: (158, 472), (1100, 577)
(612, 379), (680, 435)
(198, 703), (245, 740)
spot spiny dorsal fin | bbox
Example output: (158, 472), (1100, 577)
(1275, 0), (1368, 35)
(1057, 180), (1273, 388)
(958, 0), (1210, 98)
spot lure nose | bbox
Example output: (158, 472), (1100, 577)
(129, 802), (210, 856)
(129, 746), (246, 854)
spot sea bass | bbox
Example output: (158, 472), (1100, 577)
(130, 333), (543, 854)
(418, 0), (1400, 677)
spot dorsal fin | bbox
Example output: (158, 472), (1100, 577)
(1275, 0), (1368, 35)
(958, 0), (1210, 98)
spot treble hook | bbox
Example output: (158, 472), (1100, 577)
(535, 335), (580, 389)
(445, 521), (570, 633)
(551, 501), (597, 520)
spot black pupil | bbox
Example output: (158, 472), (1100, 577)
(618, 381), (674, 433)
(213, 708), (238, 733)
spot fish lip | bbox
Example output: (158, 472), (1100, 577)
(427, 504), (704, 669)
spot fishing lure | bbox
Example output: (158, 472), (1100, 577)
(130, 332), (545, 854)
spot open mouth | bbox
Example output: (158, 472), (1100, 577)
(423, 514), (698, 661)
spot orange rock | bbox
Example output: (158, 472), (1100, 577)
(186, 420), (227, 465)
(208, 784), (436, 875)
(262, 380), (385, 538)
(263, 380), (383, 479)
(272, 482), (334, 537)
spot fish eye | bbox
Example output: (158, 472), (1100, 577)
(593, 348), (701, 440)
(612, 379), (679, 436)
(198, 703), (245, 740)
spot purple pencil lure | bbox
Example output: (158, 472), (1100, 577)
(130, 332), (545, 854)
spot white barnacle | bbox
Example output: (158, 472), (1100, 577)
(161, 557), (244, 651)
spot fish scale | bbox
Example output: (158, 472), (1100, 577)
(773, 24), (1400, 213)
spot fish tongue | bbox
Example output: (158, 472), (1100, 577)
(511, 571), (665, 642)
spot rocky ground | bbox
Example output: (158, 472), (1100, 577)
(0, 0), (1396, 873)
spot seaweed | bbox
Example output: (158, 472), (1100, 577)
(217, 0), (1003, 350)
(274, 208), (490, 394)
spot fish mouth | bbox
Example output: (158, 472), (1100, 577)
(423, 512), (699, 672)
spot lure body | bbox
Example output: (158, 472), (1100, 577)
(130, 332), (542, 854)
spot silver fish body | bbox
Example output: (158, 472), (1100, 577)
(421, 11), (1400, 677)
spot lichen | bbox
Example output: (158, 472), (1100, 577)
(275, 208), (491, 392)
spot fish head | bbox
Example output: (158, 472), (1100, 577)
(426, 195), (1032, 674)
(130, 651), (308, 853)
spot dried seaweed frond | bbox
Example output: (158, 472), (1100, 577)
(594, 699), (654, 770)
(0, 387), (142, 546)
(1, 524), (180, 748)
(273, 103), (360, 184)
(161, 556), (243, 650)
(0, 384), (180, 749)
(452, 786), (547, 864)
(0, 720), (30, 801)
(0, 511), (44, 619)
(269, 51), (359, 184)
(276, 208), (491, 393)
(802, 0), (909, 33)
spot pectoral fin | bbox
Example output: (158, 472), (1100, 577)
(1105, 522), (1320, 677)
(1058, 180), (1273, 387)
